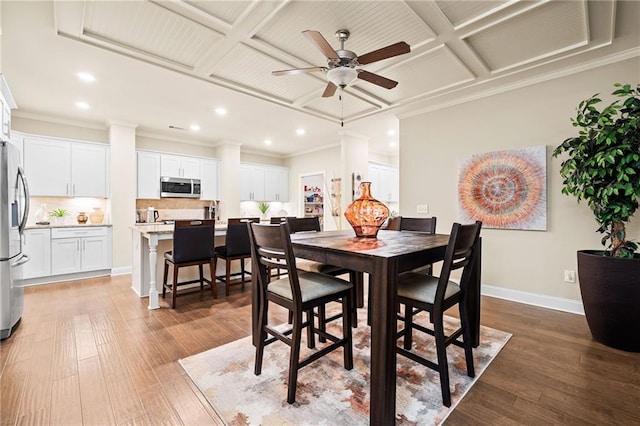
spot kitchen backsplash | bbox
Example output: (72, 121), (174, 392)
(136, 198), (214, 223)
(28, 197), (109, 226)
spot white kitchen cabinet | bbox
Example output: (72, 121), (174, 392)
(200, 159), (219, 200)
(368, 163), (399, 203)
(264, 166), (289, 201)
(22, 229), (51, 279)
(240, 164), (266, 201)
(1, 75), (15, 141)
(71, 143), (108, 197)
(23, 137), (109, 197)
(240, 164), (288, 201)
(50, 227), (111, 275)
(137, 151), (161, 199)
(160, 154), (201, 179)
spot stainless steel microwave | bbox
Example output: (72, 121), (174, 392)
(160, 176), (201, 198)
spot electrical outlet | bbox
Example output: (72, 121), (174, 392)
(416, 204), (429, 214)
(564, 270), (576, 283)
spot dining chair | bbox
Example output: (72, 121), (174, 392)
(270, 216), (295, 224)
(228, 217), (260, 224)
(400, 216), (438, 274)
(269, 217), (295, 277)
(396, 221), (482, 407)
(162, 219), (216, 308)
(399, 216), (437, 233)
(248, 222), (353, 404)
(214, 218), (259, 296)
(286, 216), (359, 334)
(384, 216), (401, 230)
(369, 216), (439, 324)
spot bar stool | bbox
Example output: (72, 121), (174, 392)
(162, 219), (216, 308)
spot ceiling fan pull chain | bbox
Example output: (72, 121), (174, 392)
(340, 92), (344, 127)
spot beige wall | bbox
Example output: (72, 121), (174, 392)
(241, 152), (285, 166)
(399, 57), (640, 303)
(13, 116), (108, 143)
(136, 134), (216, 158)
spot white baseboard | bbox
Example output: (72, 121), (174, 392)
(482, 285), (585, 315)
(110, 266), (132, 276)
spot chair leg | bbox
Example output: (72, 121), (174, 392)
(210, 259), (217, 299)
(172, 265), (179, 309)
(404, 303), (414, 350)
(225, 259), (232, 296)
(459, 302), (475, 377)
(162, 260), (169, 298)
(288, 310), (293, 324)
(240, 258), (246, 290)
(198, 264), (204, 295)
(306, 310), (316, 349)
(287, 310), (303, 404)
(367, 288), (372, 326)
(254, 297), (268, 376)
(434, 315), (451, 407)
(342, 296), (353, 370)
(317, 306), (327, 343)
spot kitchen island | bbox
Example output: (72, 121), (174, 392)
(131, 223), (226, 309)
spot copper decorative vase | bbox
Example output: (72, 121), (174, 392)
(77, 212), (88, 224)
(344, 181), (389, 238)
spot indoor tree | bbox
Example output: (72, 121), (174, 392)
(552, 83), (640, 258)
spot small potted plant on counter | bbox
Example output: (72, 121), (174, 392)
(552, 83), (640, 352)
(258, 201), (270, 220)
(49, 208), (69, 226)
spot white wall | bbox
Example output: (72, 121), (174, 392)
(400, 57), (640, 303)
(287, 146), (344, 230)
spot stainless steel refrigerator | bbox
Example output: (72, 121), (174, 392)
(0, 140), (30, 339)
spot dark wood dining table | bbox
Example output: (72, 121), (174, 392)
(251, 229), (482, 425)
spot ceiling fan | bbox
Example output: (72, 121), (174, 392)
(272, 29), (410, 98)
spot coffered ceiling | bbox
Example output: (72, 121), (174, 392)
(1, 1), (638, 157)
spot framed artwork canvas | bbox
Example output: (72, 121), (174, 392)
(458, 146), (547, 230)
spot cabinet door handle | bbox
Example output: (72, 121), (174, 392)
(77, 240), (80, 251)
(66, 184), (69, 195)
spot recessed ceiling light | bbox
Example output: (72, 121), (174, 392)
(215, 107), (227, 116)
(264, 139), (272, 146)
(75, 101), (90, 110)
(190, 124), (200, 132)
(387, 130), (396, 136)
(77, 72), (95, 82)
(296, 128), (306, 136)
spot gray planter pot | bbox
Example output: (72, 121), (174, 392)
(577, 250), (640, 352)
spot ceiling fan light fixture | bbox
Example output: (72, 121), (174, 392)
(327, 67), (357, 88)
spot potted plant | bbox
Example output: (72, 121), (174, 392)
(257, 201), (270, 219)
(552, 83), (640, 352)
(49, 208), (69, 226)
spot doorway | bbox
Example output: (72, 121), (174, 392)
(300, 172), (325, 230)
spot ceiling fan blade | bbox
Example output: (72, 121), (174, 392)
(302, 30), (339, 60)
(357, 70), (398, 89)
(357, 41), (410, 65)
(272, 66), (326, 76)
(322, 82), (337, 98)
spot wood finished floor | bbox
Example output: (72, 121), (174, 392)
(1, 274), (639, 425)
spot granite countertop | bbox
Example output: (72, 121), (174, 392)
(26, 223), (112, 230)
(131, 222), (228, 236)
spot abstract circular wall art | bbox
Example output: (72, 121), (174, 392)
(458, 146), (547, 230)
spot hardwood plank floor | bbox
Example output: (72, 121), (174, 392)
(0, 274), (638, 425)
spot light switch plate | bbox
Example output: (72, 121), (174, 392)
(416, 204), (429, 214)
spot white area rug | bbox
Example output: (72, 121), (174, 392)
(180, 313), (511, 425)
